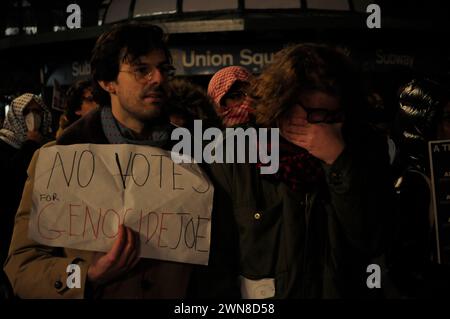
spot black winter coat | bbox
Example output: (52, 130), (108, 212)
(0, 139), (41, 265)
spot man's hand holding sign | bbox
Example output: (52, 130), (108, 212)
(87, 224), (140, 285)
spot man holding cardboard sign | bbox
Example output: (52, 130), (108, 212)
(4, 23), (236, 299)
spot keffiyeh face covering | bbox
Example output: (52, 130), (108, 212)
(207, 66), (253, 127)
(0, 93), (52, 149)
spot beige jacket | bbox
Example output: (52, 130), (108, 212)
(3, 143), (192, 298)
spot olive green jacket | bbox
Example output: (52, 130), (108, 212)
(206, 129), (393, 298)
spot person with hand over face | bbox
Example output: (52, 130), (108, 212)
(207, 44), (394, 298)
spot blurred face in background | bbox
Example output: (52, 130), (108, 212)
(23, 100), (43, 116)
(438, 101), (450, 139)
(77, 88), (99, 117)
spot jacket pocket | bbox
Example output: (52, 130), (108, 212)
(233, 201), (283, 279)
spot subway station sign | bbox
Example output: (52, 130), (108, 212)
(170, 45), (280, 75)
(44, 45), (448, 86)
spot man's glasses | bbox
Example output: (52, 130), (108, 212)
(297, 105), (345, 124)
(120, 63), (176, 82)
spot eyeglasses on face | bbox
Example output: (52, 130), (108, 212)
(120, 63), (176, 82)
(296, 104), (344, 124)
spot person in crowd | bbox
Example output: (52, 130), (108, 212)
(0, 93), (52, 298)
(55, 79), (99, 138)
(387, 78), (450, 298)
(0, 93), (52, 263)
(167, 78), (221, 130)
(207, 66), (253, 127)
(4, 23), (237, 299)
(207, 43), (393, 298)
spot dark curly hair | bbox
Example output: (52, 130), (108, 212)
(64, 79), (94, 125)
(167, 78), (221, 129)
(90, 22), (172, 106)
(252, 43), (366, 135)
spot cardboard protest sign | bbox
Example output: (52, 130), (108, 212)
(429, 140), (450, 265)
(29, 144), (213, 265)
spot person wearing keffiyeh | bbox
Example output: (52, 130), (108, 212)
(207, 66), (254, 127)
(0, 93), (52, 149)
(0, 93), (52, 293)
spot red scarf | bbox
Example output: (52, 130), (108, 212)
(219, 97), (253, 127)
(257, 137), (325, 192)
